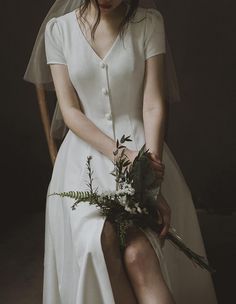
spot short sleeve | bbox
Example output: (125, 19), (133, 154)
(144, 8), (166, 59)
(44, 18), (67, 65)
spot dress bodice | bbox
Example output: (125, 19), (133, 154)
(45, 7), (166, 151)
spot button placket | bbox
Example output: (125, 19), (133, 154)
(105, 112), (112, 120)
(99, 61), (114, 138)
(100, 61), (106, 69)
(100, 62), (112, 118)
(100, 62), (109, 98)
(102, 87), (109, 96)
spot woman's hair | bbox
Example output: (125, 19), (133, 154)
(77, 0), (141, 41)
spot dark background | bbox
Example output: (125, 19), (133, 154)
(0, 0), (235, 303)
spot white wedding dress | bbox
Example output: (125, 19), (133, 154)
(43, 6), (218, 304)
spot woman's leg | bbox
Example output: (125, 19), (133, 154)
(101, 219), (138, 304)
(123, 226), (176, 304)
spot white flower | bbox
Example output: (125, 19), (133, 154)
(119, 182), (135, 195)
(98, 197), (103, 203)
(137, 207), (142, 213)
(118, 195), (127, 206)
(115, 183), (135, 196)
(125, 205), (131, 212)
(101, 190), (116, 199)
(131, 208), (137, 214)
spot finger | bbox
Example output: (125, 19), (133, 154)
(153, 158), (163, 166)
(151, 162), (163, 169)
(159, 223), (170, 239)
(149, 155), (164, 166)
(153, 167), (165, 175)
(148, 153), (163, 164)
(159, 216), (170, 238)
(155, 229), (165, 248)
(155, 171), (164, 178)
(150, 161), (165, 171)
(148, 154), (164, 165)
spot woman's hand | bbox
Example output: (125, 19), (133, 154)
(147, 152), (165, 183)
(155, 192), (171, 247)
(124, 149), (170, 247)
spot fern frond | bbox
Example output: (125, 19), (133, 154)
(48, 191), (91, 201)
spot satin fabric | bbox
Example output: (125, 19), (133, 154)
(43, 7), (217, 303)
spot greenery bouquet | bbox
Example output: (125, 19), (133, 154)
(48, 135), (215, 273)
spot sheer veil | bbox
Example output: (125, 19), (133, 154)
(23, 0), (181, 140)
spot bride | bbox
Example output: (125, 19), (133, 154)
(24, 0), (218, 303)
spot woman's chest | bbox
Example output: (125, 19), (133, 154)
(64, 26), (146, 92)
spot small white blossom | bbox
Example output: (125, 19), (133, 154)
(137, 207), (142, 213)
(125, 205), (132, 212)
(100, 190), (117, 200)
(98, 197), (103, 203)
(119, 182), (135, 195)
(119, 195), (127, 206)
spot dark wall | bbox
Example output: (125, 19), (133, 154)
(1, 0), (235, 227)
(1, 1), (55, 225)
(160, 0), (236, 211)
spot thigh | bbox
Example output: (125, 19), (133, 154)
(101, 219), (121, 257)
(101, 219), (118, 243)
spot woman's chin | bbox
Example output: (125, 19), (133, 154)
(99, 4), (112, 10)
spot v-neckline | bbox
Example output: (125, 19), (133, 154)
(73, 9), (121, 62)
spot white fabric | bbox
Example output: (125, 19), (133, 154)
(23, 0), (181, 141)
(44, 7), (218, 304)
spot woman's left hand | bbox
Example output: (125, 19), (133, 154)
(155, 193), (171, 247)
(147, 152), (165, 182)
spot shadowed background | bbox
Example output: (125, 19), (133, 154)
(0, 0), (235, 303)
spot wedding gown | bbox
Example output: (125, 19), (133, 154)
(43, 6), (218, 304)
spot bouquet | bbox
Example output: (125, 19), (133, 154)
(48, 135), (215, 273)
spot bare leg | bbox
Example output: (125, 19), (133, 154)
(101, 219), (138, 304)
(123, 226), (176, 304)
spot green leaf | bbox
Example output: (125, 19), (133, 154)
(113, 149), (119, 156)
(124, 135), (132, 142)
(123, 160), (131, 167)
(120, 135), (126, 143)
(121, 149), (126, 158)
(118, 145), (126, 149)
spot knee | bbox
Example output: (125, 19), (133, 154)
(124, 238), (150, 268)
(124, 231), (160, 273)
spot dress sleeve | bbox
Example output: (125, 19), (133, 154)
(144, 8), (166, 60)
(44, 17), (67, 65)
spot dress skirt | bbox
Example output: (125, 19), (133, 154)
(43, 129), (218, 304)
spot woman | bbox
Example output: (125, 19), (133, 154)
(24, 0), (218, 303)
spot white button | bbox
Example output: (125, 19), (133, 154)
(102, 88), (109, 95)
(105, 112), (112, 120)
(100, 62), (106, 68)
